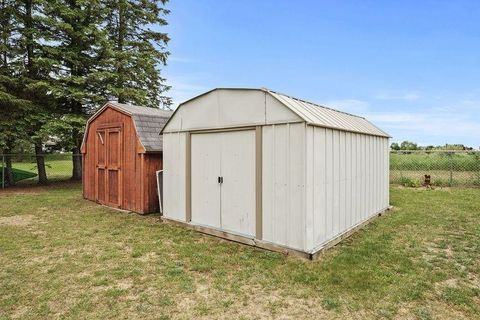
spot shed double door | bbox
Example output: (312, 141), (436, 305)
(191, 130), (256, 237)
(95, 127), (122, 207)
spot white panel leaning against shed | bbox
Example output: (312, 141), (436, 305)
(160, 88), (391, 260)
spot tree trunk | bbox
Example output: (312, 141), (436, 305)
(34, 142), (48, 185)
(71, 146), (82, 180)
(5, 152), (15, 186)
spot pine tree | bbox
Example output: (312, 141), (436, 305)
(1, 0), (55, 185)
(0, 0), (25, 185)
(1, 0), (171, 183)
(41, 0), (108, 180)
(103, 0), (171, 108)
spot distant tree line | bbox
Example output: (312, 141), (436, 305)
(391, 141), (475, 151)
(0, 0), (171, 185)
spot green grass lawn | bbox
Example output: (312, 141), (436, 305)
(11, 159), (73, 183)
(0, 155), (74, 186)
(0, 184), (479, 319)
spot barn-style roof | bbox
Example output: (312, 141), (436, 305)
(82, 102), (172, 152)
(265, 89), (390, 138)
(162, 88), (389, 138)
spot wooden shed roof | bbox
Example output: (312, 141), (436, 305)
(82, 102), (172, 152)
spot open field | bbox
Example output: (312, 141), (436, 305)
(391, 152), (480, 187)
(0, 183), (479, 319)
(390, 152), (480, 171)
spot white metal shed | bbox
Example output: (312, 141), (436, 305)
(161, 88), (390, 259)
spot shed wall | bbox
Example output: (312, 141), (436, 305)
(305, 126), (389, 252)
(163, 132), (187, 221)
(162, 123), (308, 252)
(262, 123), (306, 250)
(140, 153), (163, 213)
(162, 123), (390, 253)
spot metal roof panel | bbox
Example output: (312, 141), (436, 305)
(266, 89), (390, 137)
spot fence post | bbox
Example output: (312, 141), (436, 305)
(448, 152), (453, 186)
(2, 155), (4, 189)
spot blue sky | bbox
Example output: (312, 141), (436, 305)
(163, 0), (480, 147)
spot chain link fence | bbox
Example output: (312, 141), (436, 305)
(2, 151), (480, 188)
(1, 153), (81, 187)
(390, 150), (480, 187)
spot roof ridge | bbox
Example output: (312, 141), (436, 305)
(108, 101), (172, 116)
(265, 89), (366, 119)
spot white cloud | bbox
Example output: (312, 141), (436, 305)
(365, 109), (480, 142)
(323, 92), (479, 145)
(165, 76), (210, 107)
(374, 91), (421, 101)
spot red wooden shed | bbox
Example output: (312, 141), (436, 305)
(81, 102), (172, 213)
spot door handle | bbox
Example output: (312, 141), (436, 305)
(218, 176), (223, 184)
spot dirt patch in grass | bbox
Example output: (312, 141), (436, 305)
(174, 280), (334, 320)
(0, 214), (36, 226)
(466, 273), (480, 288)
(394, 185), (451, 190)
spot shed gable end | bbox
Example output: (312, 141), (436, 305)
(81, 106), (140, 154)
(162, 89), (302, 133)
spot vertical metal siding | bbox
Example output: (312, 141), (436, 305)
(333, 130), (340, 237)
(339, 131), (346, 235)
(385, 138), (390, 208)
(163, 132), (187, 221)
(305, 125), (314, 249)
(311, 127), (327, 247)
(345, 132), (352, 230)
(325, 129), (334, 241)
(262, 123), (305, 251)
(305, 125), (390, 252)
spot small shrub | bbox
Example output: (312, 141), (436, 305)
(399, 176), (421, 188)
(432, 177), (450, 187)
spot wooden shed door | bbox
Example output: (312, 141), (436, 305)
(95, 127), (122, 207)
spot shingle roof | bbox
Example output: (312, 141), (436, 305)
(107, 102), (172, 152)
(265, 89), (390, 138)
(82, 102), (172, 152)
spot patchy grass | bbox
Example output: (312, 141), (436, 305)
(0, 183), (479, 319)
